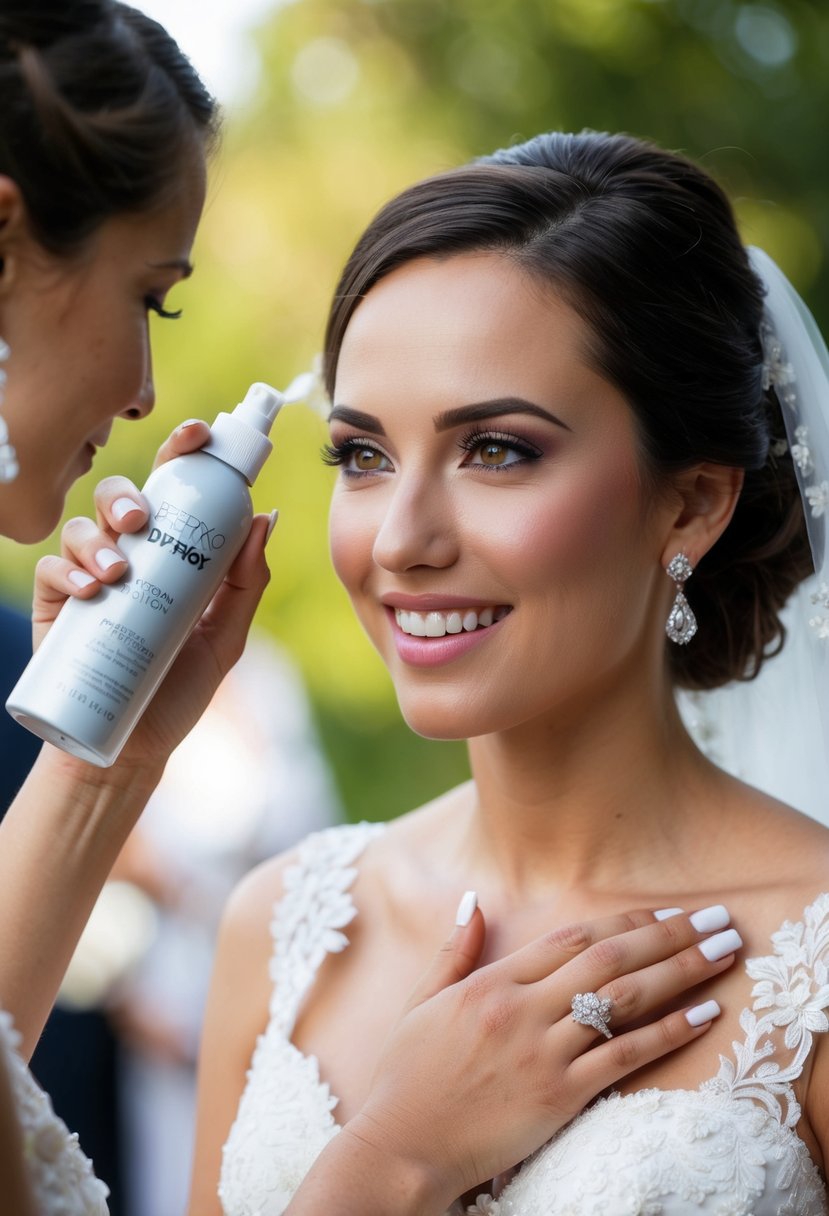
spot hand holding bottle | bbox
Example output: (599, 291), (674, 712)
(11, 393), (280, 775)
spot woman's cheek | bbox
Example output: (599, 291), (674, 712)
(328, 492), (373, 595)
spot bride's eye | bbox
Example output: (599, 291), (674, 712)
(321, 438), (393, 476)
(458, 430), (542, 470)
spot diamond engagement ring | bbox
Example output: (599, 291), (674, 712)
(571, 992), (613, 1038)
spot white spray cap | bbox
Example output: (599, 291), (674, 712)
(202, 382), (284, 485)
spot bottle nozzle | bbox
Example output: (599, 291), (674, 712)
(235, 382), (284, 433)
(203, 381), (285, 485)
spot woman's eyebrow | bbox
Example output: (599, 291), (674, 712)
(329, 398), (570, 435)
(328, 406), (386, 435)
(434, 398), (571, 432)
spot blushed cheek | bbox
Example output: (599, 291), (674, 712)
(500, 458), (647, 592)
(329, 498), (373, 598)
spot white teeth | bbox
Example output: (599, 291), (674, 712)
(394, 606), (509, 638)
(425, 612), (444, 637)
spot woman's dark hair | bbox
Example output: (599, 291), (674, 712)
(323, 130), (813, 690)
(0, 0), (218, 254)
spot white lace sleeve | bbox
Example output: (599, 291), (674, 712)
(0, 1007), (109, 1215)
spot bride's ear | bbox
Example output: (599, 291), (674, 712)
(659, 462), (744, 570)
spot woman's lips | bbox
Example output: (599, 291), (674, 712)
(386, 605), (512, 667)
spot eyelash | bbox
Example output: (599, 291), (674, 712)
(321, 437), (384, 471)
(321, 429), (542, 475)
(145, 296), (183, 320)
(456, 428), (543, 470)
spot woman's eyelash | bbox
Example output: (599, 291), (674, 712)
(321, 437), (384, 468)
(322, 430), (543, 472)
(456, 428), (543, 464)
(145, 296), (183, 320)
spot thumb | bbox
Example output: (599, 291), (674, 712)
(403, 891), (486, 1013)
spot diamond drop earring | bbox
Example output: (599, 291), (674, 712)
(665, 553), (697, 645)
(0, 336), (19, 484)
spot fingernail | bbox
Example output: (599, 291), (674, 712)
(699, 928), (742, 962)
(177, 418), (203, 432)
(455, 890), (477, 927)
(69, 570), (96, 589)
(685, 999), (721, 1026)
(265, 509), (279, 543)
(654, 907), (684, 921)
(112, 497), (144, 522)
(95, 548), (125, 572)
(689, 904), (730, 933)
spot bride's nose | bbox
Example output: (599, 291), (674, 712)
(372, 473), (459, 573)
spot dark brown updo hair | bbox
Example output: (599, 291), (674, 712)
(0, 0), (218, 255)
(323, 131), (814, 690)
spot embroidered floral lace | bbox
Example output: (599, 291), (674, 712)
(219, 825), (829, 1215)
(0, 1008), (109, 1214)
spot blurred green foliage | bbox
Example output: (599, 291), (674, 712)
(2, 0), (826, 822)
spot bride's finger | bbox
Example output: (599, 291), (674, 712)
(568, 999), (722, 1096)
(59, 516), (128, 581)
(401, 894), (487, 1014)
(537, 904), (733, 1003)
(505, 908), (676, 985)
(556, 927), (740, 1051)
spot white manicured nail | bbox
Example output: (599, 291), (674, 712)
(455, 890), (477, 927)
(69, 570), (96, 589)
(95, 548), (125, 571)
(685, 999), (721, 1027)
(654, 907), (684, 921)
(266, 509), (279, 542)
(689, 904), (730, 933)
(112, 497), (143, 522)
(699, 928), (742, 962)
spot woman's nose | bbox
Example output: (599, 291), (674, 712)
(121, 371), (155, 421)
(371, 477), (459, 573)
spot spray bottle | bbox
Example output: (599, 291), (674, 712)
(6, 382), (283, 766)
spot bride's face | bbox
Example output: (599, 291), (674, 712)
(328, 252), (675, 739)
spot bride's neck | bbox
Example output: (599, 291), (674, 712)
(464, 679), (715, 902)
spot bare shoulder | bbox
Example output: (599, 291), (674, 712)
(222, 840), (304, 940)
(718, 775), (829, 902)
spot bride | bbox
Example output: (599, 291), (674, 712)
(191, 131), (829, 1214)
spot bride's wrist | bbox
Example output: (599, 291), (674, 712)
(288, 1113), (454, 1215)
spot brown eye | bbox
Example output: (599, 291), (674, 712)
(480, 442), (508, 466)
(354, 448), (385, 471)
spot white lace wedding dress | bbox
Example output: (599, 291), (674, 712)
(0, 1009), (109, 1214)
(220, 823), (829, 1216)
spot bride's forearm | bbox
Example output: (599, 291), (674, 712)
(0, 744), (164, 1058)
(286, 1119), (453, 1216)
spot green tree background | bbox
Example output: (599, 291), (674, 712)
(2, 0), (826, 821)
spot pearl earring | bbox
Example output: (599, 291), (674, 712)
(665, 553), (697, 645)
(0, 337), (19, 484)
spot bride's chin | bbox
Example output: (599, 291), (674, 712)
(397, 694), (505, 743)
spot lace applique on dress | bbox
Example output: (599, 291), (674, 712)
(219, 822), (385, 1216)
(494, 892), (829, 1215)
(0, 1007), (109, 1215)
(220, 861), (829, 1216)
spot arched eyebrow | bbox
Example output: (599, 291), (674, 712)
(328, 397), (570, 436)
(434, 398), (571, 432)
